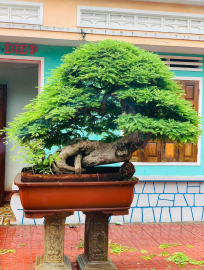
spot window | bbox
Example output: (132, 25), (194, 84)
(0, 1), (43, 25)
(131, 80), (199, 163)
(160, 56), (203, 72)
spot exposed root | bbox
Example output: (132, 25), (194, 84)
(74, 154), (83, 174)
(120, 161), (135, 179)
(52, 161), (61, 174)
(50, 132), (150, 174)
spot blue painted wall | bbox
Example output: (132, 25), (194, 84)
(0, 43), (203, 177)
(0, 43), (75, 82)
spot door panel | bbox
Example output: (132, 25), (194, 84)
(177, 80), (198, 162)
(184, 81), (199, 112)
(142, 141), (161, 162)
(131, 149), (140, 162)
(132, 141), (161, 162)
(161, 141), (179, 162)
(179, 143), (197, 162)
(0, 85), (7, 206)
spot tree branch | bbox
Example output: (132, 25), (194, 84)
(100, 91), (114, 113)
(100, 88), (119, 113)
(77, 107), (100, 115)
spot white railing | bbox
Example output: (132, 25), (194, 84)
(0, 1), (43, 25)
(78, 6), (204, 35)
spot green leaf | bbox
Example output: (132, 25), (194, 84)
(159, 243), (181, 249)
(0, 249), (16, 254)
(109, 242), (137, 255)
(140, 254), (156, 260)
(159, 251), (170, 257)
(141, 250), (148, 253)
(166, 252), (204, 268)
(77, 239), (84, 249)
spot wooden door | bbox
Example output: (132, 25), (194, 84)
(0, 85), (7, 206)
(132, 80), (199, 163)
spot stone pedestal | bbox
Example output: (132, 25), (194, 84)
(77, 212), (117, 270)
(36, 212), (73, 270)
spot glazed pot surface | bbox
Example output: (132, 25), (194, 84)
(15, 172), (138, 218)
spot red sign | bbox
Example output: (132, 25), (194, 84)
(5, 43), (38, 56)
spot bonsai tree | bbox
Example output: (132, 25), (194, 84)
(1, 39), (201, 176)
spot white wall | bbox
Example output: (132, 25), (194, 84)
(0, 62), (38, 191)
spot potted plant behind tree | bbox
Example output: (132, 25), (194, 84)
(1, 40), (201, 270)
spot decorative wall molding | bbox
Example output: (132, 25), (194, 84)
(0, 0), (43, 25)
(2, 22), (204, 43)
(78, 6), (204, 35)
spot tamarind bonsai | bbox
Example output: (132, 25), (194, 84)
(1, 40), (201, 176)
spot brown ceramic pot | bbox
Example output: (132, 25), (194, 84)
(14, 171), (138, 219)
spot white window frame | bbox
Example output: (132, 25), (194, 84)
(77, 6), (204, 35)
(0, 54), (44, 94)
(131, 77), (202, 166)
(0, 0), (43, 25)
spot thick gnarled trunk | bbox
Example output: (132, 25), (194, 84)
(52, 133), (149, 175)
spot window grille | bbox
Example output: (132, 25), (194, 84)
(0, 1), (43, 25)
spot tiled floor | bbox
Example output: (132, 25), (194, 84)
(1, 223), (204, 269)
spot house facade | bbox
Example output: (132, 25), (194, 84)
(0, 0), (204, 224)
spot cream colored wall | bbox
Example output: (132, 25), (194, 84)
(0, 62), (38, 191)
(1, 0), (204, 49)
(9, 0), (204, 29)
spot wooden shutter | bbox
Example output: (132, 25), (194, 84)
(179, 143), (197, 162)
(182, 81), (199, 112)
(131, 149), (140, 162)
(161, 141), (179, 162)
(132, 141), (161, 162)
(143, 141), (161, 162)
(131, 80), (199, 163)
(178, 80), (199, 162)
(0, 85), (7, 206)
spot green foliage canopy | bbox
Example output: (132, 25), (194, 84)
(2, 39), (201, 153)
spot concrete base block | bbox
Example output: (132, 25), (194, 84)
(36, 255), (72, 270)
(77, 254), (117, 270)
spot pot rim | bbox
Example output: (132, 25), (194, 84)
(21, 167), (122, 179)
(18, 169), (139, 185)
(15, 175), (139, 187)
